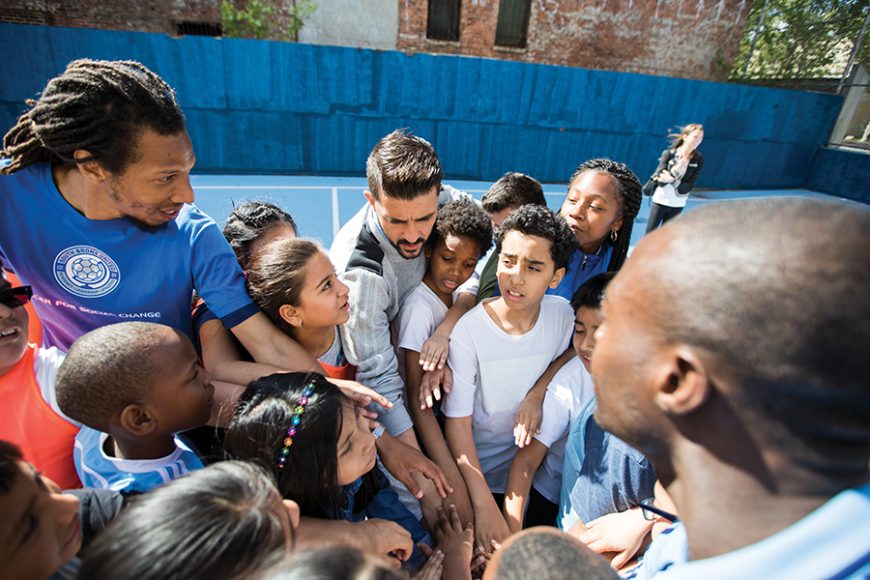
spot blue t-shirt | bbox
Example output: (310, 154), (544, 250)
(625, 482), (870, 580)
(73, 426), (204, 494)
(548, 244), (613, 301)
(558, 399), (657, 531)
(0, 163), (258, 350)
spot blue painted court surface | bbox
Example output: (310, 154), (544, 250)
(190, 174), (859, 252)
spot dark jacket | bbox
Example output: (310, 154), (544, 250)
(652, 148), (704, 195)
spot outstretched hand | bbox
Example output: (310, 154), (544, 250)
(419, 333), (450, 372)
(580, 508), (653, 570)
(419, 366), (453, 409)
(376, 433), (453, 499)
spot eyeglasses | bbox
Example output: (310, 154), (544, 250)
(639, 497), (678, 523)
(0, 285), (32, 309)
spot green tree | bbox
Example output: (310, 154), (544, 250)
(221, 0), (317, 41)
(731, 0), (870, 80)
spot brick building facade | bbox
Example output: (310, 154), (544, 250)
(1, 0), (753, 81)
(399, 0), (754, 81)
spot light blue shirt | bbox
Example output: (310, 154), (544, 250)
(558, 400), (656, 531)
(74, 426), (204, 494)
(625, 482), (870, 580)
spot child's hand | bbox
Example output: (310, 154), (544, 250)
(358, 518), (414, 566)
(474, 503), (510, 558)
(330, 378), (392, 410)
(414, 545), (445, 579)
(419, 333), (450, 372)
(419, 366), (453, 409)
(377, 434), (453, 499)
(580, 508), (654, 570)
(513, 391), (543, 448)
(435, 506), (474, 564)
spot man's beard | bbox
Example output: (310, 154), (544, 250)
(109, 182), (168, 234)
(393, 238), (426, 259)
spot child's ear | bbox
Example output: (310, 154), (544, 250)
(278, 304), (303, 328)
(119, 404), (156, 436)
(549, 266), (566, 289)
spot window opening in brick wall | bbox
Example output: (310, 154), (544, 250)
(427, 0), (461, 41)
(495, 0), (531, 48)
(176, 21), (222, 37)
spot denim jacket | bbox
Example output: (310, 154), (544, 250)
(336, 467), (432, 569)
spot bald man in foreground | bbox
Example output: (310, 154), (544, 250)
(589, 199), (869, 578)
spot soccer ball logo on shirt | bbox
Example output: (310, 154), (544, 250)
(54, 246), (121, 298)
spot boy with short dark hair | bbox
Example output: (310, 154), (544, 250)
(502, 274), (612, 533)
(397, 197), (493, 526)
(467, 172), (548, 303)
(443, 204), (575, 553)
(56, 322), (214, 493)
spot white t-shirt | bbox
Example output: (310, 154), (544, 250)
(532, 357), (596, 503)
(396, 282), (450, 354)
(443, 295), (574, 492)
(651, 182), (688, 208)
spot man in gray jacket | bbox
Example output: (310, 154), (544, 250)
(331, 129), (463, 441)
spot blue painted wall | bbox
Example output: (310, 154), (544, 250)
(806, 147), (870, 204)
(0, 23), (845, 189)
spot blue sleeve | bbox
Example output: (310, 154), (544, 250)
(602, 431), (657, 512)
(366, 469), (432, 570)
(186, 209), (256, 326)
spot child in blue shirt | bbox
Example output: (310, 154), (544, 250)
(56, 322), (213, 493)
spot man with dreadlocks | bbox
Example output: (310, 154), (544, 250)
(0, 60), (452, 520)
(0, 59), (342, 372)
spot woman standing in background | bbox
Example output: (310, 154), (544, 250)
(645, 124), (705, 233)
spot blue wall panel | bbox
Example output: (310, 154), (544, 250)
(0, 23), (850, 192)
(806, 148), (870, 204)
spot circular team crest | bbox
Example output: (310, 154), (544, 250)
(54, 246), (121, 298)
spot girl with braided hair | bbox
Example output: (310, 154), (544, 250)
(513, 158), (642, 450)
(553, 158), (643, 299)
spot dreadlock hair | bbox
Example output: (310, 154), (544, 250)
(567, 159), (642, 273)
(1, 59), (184, 175)
(223, 200), (298, 269)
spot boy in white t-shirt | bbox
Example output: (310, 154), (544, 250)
(396, 197), (492, 527)
(502, 273), (613, 532)
(443, 204), (576, 555)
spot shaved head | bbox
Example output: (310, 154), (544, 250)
(483, 527), (617, 580)
(625, 198), (870, 472)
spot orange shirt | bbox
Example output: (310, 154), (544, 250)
(0, 345), (81, 489)
(320, 361), (357, 381)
